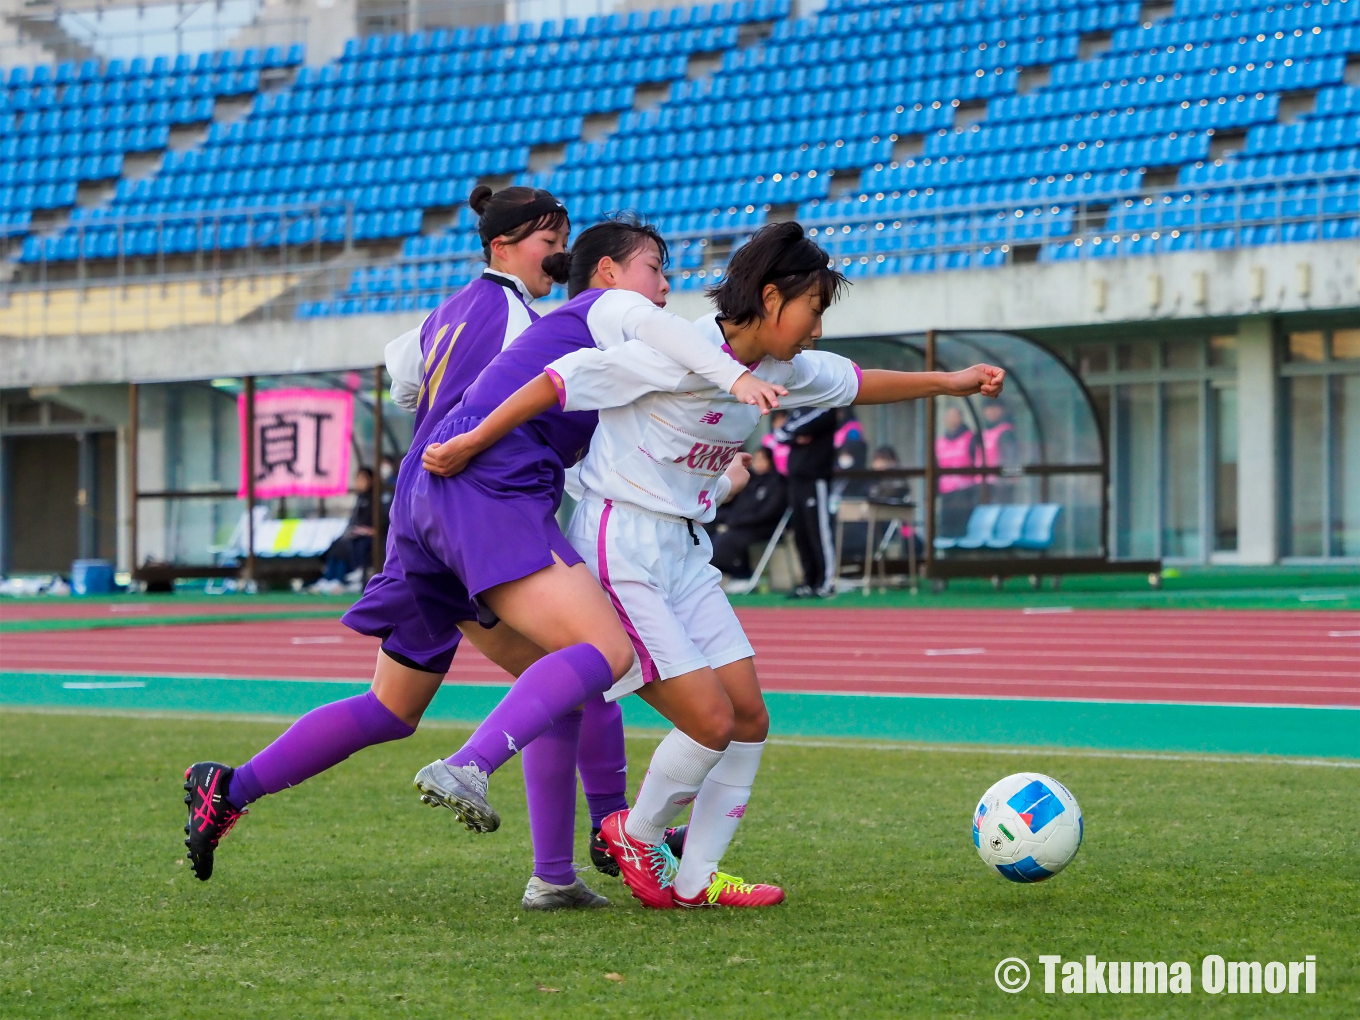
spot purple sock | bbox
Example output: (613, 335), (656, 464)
(445, 643), (613, 776)
(578, 695), (629, 828)
(522, 708), (583, 887)
(228, 690), (414, 807)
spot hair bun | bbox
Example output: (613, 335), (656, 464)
(541, 250), (572, 285)
(467, 185), (494, 216)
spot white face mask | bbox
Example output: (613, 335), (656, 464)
(838, 452), (856, 470)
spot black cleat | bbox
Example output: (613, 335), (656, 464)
(183, 762), (245, 881)
(664, 824), (688, 859)
(589, 826), (619, 877)
(590, 823), (688, 877)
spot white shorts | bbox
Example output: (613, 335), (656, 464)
(567, 496), (755, 702)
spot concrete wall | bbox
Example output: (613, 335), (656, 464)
(4, 240), (1358, 389)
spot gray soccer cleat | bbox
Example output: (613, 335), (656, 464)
(521, 876), (609, 911)
(413, 759), (500, 833)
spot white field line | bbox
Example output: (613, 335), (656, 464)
(60, 680), (146, 689)
(2, 704), (1354, 769)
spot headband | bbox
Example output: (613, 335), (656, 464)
(478, 194), (568, 246)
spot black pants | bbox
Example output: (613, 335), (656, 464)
(788, 476), (835, 592)
(709, 526), (774, 579)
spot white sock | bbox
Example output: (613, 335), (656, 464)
(672, 740), (765, 900)
(625, 728), (725, 845)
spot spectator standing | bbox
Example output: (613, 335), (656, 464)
(762, 410), (792, 476)
(775, 404), (839, 598)
(706, 447), (788, 579)
(935, 404), (982, 538)
(980, 400), (1020, 502)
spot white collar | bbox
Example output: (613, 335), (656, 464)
(484, 269), (535, 304)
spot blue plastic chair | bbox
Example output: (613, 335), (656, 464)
(984, 505), (1031, 549)
(936, 504), (1003, 551)
(1014, 504), (1061, 551)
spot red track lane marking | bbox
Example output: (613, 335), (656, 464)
(3, 608), (1359, 708)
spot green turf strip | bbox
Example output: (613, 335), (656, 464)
(2, 710), (1356, 1018)
(6, 566), (1358, 629)
(3, 672), (1356, 760)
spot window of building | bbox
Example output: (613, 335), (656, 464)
(1212, 385), (1238, 553)
(1331, 330), (1360, 362)
(1287, 331), (1325, 362)
(1208, 335), (1238, 369)
(1072, 336), (1236, 562)
(1281, 327), (1360, 559)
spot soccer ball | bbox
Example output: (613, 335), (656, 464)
(972, 772), (1083, 882)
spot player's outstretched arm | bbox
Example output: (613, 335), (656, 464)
(629, 308), (785, 412)
(421, 373), (559, 476)
(855, 365), (1005, 405)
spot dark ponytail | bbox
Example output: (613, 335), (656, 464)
(545, 214), (669, 298)
(709, 221), (847, 326)
(469, 185), (569, 259)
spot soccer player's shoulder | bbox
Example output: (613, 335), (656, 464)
(585, 288), (659, 341)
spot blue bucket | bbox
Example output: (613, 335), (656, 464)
(71, 559), (114, 596)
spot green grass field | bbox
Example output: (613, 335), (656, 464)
(2, 709), (1357, 1018)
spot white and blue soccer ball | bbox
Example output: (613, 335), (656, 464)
(972, 772), (1083, 883)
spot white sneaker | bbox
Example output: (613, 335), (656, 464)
(521, 876), (609, 911)
(413, 759), (500, 833)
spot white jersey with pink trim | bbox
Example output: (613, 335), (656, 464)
(547, 312), (862, 522)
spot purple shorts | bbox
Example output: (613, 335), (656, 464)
(392, 415), (583, 642)
(341, 538), (463, 675)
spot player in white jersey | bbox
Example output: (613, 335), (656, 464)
(424, 222), (1004, 908)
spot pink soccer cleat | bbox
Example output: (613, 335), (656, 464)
(598, 809), (677, 910)
(674, 872), (786, 908)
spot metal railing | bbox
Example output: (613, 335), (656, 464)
(802, 168), (1360, 269)
(2, 5), (309, 64)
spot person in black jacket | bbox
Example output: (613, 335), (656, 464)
(706, 447), (788, 579)
(774, 405), (839, 597)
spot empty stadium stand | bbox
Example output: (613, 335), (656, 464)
(2, 0), (1358, 329)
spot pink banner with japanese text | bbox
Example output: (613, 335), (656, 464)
(238, 388), (354, 499)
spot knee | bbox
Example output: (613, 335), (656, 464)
(731, 700), (770, 743)
(599, 638), (637, 683)
(687, 701), (735, 751)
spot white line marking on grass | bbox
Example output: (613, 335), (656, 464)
(1300, 593), (1348, 601)
(761, 736), (1360, 769)
(290, 636), (343, 645)
(5, 705), (1354, 769)
(924, 647), (987, 656)
(1022, 607), (1073, 614)
(61, 681), (146, 689)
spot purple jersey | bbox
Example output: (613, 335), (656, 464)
(454, 288), (609, 469)
(410, 273), (536, 450)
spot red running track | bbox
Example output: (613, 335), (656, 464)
(3, 608), (1359, 708)
(0, 600), (343, 622)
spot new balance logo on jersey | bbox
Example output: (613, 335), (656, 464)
(726, 804), (747, 818)
(700, 411), (723, 425)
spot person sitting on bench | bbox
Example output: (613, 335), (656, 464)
(706, 447), (788, 580)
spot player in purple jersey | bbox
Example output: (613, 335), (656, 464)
(182, 186), (626, 897)
(424, 222), (1004, 909)
(393, 219), (785, 846)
